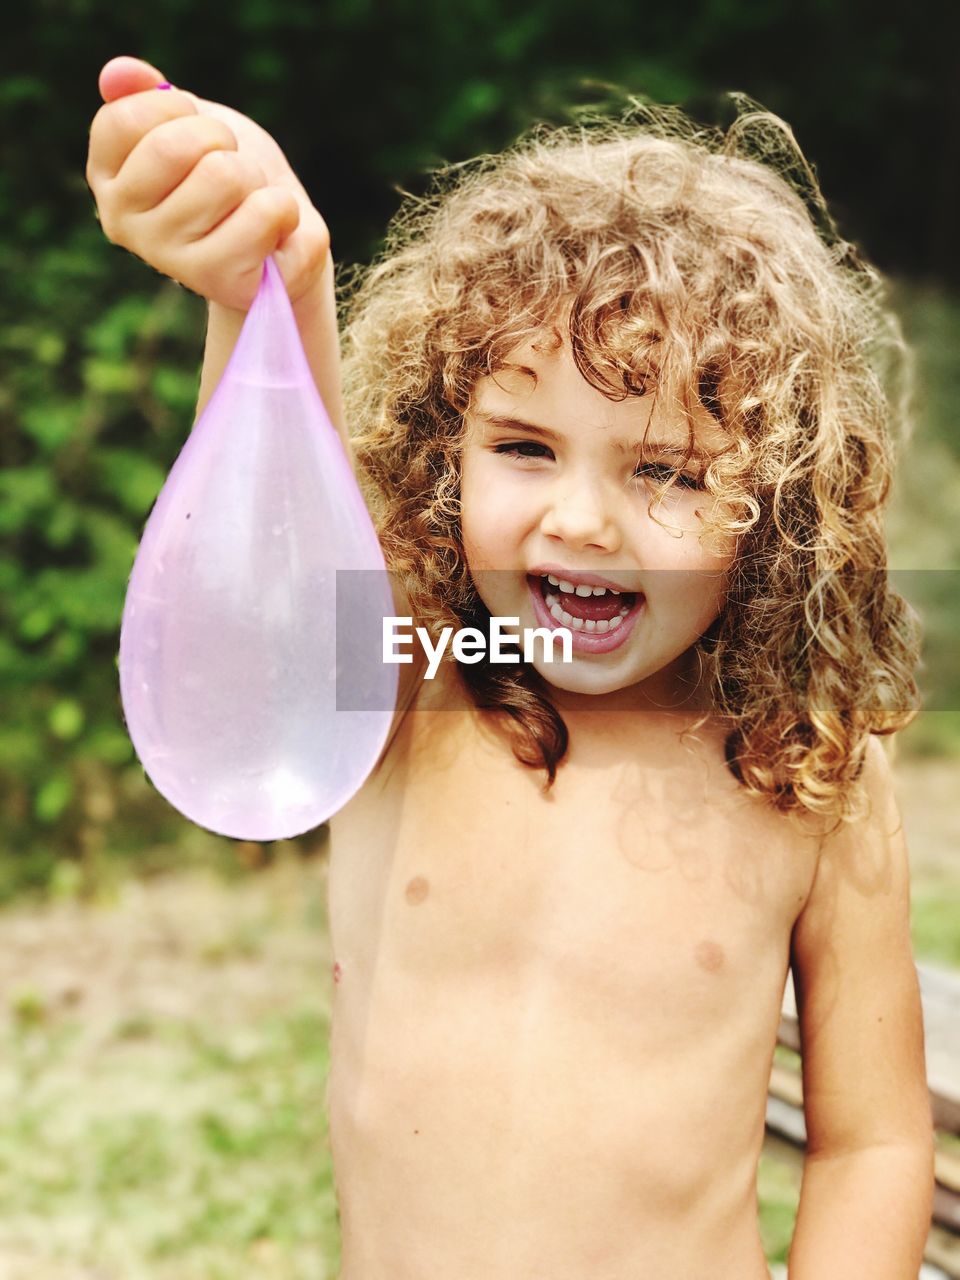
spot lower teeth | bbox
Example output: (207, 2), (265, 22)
(542, 590), (632, 634)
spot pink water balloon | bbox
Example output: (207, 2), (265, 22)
(119, 257), (398, 840)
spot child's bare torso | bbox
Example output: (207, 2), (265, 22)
(326, 665), (818, 1280)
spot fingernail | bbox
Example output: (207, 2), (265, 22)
(156, 82), (172, 90)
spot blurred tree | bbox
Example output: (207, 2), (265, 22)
(1, 0), (957, 271)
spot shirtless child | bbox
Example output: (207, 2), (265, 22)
(87, 56), (935, 1279)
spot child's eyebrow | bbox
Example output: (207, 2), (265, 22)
(475, 413), (711, 460)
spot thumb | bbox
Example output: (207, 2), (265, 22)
(99, 55), (170, 103)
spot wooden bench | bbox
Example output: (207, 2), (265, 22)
(765, 963), (960, 1279)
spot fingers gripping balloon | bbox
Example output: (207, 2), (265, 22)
(119, 258), (398, 840)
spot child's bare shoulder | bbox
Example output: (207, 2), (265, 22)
(797, 736), (906, 901)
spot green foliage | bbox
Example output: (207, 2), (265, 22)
(912, 880), (960, 968)
(0, 223), (207, 894)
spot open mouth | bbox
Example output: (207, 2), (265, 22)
(530, 573), (639, 633)
(526, 573), (645, 652)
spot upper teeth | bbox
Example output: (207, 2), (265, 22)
(545, 573), (619, 597)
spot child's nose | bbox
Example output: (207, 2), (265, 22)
(539, 484), (621, 554)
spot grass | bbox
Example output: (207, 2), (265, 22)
(0, 857), (340, 1280)
(912, 880), (960, 969)
(0, 1022), (339, 1279)
(757, 1154), (801, 1265)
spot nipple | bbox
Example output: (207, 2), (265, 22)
(118, 257), (398, 840)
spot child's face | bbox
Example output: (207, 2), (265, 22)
(459, 333), (736, 707)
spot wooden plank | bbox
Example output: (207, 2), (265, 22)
(926, 1226), (960, 1280)
(768, 1062), (803, 1109)
(936, 1184), (960, 1237)
(765, 1093), (806, 1147)
(920, 1266), (953, 1280)
(939, 1147), (960, 1196)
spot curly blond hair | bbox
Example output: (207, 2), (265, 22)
(340, 95), (920, 823)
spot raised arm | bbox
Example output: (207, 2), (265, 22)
(86, 55), (351, 466)
(86, 60), (423, 754)
(787, 737), (935, 1279)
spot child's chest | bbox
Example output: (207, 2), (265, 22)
(327, 696), (818, 1047)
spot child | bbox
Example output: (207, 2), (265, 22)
(87, 55), (935, 1279)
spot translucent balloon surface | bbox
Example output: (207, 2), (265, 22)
(119, 257), (398, 840)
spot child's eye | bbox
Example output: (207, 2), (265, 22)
(634, 461), (703, 491)
(493, 441), (552, 460)
(493, 443), (703, 490)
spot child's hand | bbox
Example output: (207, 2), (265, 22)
(86, 56), (330, 311)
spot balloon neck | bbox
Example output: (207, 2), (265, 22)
(228, 257), (314, 389)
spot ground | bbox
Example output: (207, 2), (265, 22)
(0, 851), (337, 1280)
